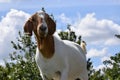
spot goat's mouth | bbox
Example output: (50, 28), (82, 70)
(39, 31), (47, 38)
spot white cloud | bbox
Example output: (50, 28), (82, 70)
(0, 9), (30, 64)
(58, 12), (120, 60)
(58, 13), (72, 24)
(87, 48), (108, 58)
(65, 13), (120, 46)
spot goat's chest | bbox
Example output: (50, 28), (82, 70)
(35, 48), (64, 77)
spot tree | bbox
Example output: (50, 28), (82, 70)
(115, 34), (120, 39)
(58, 24), (80, 44)
(87, 58), (95, 80)
(103, 52), (120, 80)
(0, 31), (41, 80)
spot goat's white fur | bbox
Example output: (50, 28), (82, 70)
(35, 35), (88, 80)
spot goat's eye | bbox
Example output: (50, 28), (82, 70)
(41, 18), (43, 21)
(32, 18), (35, 22)
(40, 18), (44, 22)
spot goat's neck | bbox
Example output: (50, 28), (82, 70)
(37, 35), (55, 59)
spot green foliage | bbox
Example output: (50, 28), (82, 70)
(58, 25), (81, 45)
(87, 58), (95, 80)
(103, 53), (120, 80)
(0, 31), (41, 80)
(90, 69), (104, 80)
(115, 34), (120, 39)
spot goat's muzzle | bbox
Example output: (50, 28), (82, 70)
(37, 24), (48, 38)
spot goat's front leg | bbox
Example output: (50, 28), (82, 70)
(40, 73), (47, 80)
(60, 68), (69, 80)
(40, 72), (49, 80)
(60, 59), (69, 80)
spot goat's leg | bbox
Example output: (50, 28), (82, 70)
(60, 69), (68, 80)
(60, 59), (69, 80)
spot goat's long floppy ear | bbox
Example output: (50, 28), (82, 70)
(47, 15), (56, 35)
(24, 19), (33, 36)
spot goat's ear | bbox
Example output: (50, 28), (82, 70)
(46, 15), (56, 35)
(24, 20), (33, 36)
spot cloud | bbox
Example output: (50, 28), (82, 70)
(58, 13), (72, 24)
(87, 48), (108, 58)
(58, 12), (120, 60)
(0, 9), (30, 62)
(58, 12), (118, 69)
(61, 13), (120, 46)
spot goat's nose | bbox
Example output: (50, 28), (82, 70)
(40, 25), (46, 31)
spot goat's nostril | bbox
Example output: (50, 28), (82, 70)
(40, 26), (46, 31)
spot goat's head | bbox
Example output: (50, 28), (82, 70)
(24, 11), (56, 38)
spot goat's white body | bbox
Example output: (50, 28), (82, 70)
(35, 35), (88, 80)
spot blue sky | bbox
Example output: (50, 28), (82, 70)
(0, 0), (120, 70)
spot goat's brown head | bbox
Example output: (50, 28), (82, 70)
(24, 11), (56, 38)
